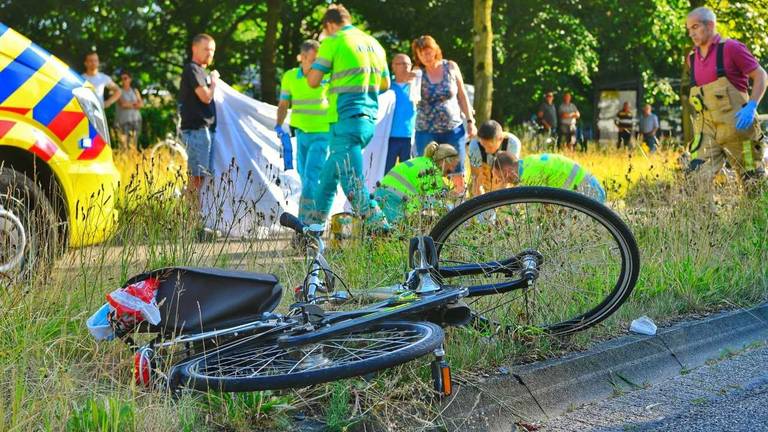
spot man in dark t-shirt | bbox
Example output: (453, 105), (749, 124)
(615, 102), (634, 149)
(178, 33), (218, 215)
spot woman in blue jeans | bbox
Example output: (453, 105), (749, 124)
(412, 35), (476, 193)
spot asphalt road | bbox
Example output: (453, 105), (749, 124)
(539, 343), (768, 432)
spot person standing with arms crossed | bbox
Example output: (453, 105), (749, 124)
(306, 4), (391, 232)
(276, 40), (330, 225)
(639, 104), (659, 153)
(557, 92), (580, 152)
(115, 70), (144, 150)
(686, 6), (767, 181)
(178, 33), (219, 230)
(537, 91), (558, 143)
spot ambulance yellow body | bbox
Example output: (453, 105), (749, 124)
(0, 23), (120, 277)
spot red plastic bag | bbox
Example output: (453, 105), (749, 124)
(106, 278), (161, 332)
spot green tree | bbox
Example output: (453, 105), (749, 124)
(4, 0), (768, 140)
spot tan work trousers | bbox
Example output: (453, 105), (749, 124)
(689, 76), (765, 180)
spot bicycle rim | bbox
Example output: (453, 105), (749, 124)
(175, 321), (444, 392)
(150, 141), (188, 173)
(429, 187), (640, 335)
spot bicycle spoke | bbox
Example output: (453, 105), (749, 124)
(432, 190), (635, 334)
(189, 327), (431, 379)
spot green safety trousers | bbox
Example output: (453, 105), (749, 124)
(307, 116), (387, 227)
(295, 129), (329, 223)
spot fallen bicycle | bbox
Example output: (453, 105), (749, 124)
(88, 187), (640, 396)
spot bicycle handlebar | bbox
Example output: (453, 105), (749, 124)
(279, 212), (306, 233)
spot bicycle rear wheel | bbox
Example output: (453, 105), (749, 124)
(173, 321), (443, 392)
(150, 139), (188, 173)
(429, 187), (640, 335)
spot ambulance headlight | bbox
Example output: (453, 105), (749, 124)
(73, 87), (111, 147)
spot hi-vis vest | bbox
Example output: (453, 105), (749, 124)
(519, 154), (588, 190)
(312, 25), (388, 123)
(378, 157), (443, 204)
(280, 67), (329, 133)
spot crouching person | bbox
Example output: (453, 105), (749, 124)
(491, 152), (607, 203)
(373, 142), (460, 224)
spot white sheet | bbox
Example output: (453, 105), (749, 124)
(202, 81), (395, 236)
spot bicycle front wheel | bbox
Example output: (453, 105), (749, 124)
(173, 321), (444, 392)
(429, 187), (640, 335)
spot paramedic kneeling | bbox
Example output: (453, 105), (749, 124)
(491, 152), (607, 203)
(373, 142), (459, 224)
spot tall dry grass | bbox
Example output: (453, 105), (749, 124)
(0, 141), (766, 431)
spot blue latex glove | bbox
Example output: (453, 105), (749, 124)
(275, 127), (294, 170)
(274, 124), (287, 138)
(734, 100), (757, 130)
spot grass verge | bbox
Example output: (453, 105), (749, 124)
(1, 145), (766, 430)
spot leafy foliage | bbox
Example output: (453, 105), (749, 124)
(1, 0), (767, 130)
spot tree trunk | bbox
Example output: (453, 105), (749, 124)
(261, 0), (282, 104)
(473, 0), (493, 125)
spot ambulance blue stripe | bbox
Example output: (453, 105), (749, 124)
(33, 79), (73, 126)
(0, 45), (48, 103)
(0, 22), (9, 38)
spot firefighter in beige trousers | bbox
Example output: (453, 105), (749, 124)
(686, 7), (767, 181)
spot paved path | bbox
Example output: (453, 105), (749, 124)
(56, 236), (296, 271)
(539, 343), (768, 431)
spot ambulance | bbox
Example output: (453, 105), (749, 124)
(0, 23), (120, 279)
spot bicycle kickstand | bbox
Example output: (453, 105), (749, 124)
(431, 345), (453, 397)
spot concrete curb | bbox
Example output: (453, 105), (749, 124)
(439, 303), (768, 431)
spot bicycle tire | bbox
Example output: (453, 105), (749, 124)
(150, 140), (188, 169)
(173, 320), (444, 392)
(429, 186), (640, 335)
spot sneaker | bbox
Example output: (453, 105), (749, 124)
(363, 200), (391, 234)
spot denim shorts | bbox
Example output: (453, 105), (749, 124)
(414, 124), (467, 175)
(181, 127), (215, 176)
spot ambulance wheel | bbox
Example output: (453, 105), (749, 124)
(0, 167), (58, 284)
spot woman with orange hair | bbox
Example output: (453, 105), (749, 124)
(412, 35), (476, 193)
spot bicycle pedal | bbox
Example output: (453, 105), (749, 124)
(431, 357), (453, 397)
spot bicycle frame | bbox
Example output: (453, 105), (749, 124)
(436, 257), (533, 298)
(147, 212), (534, 357)
(301, 224), (337, 303)
(274, 209), (548, 346)
(276, 215), (471, 348)
(278, 287), (467, 348)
